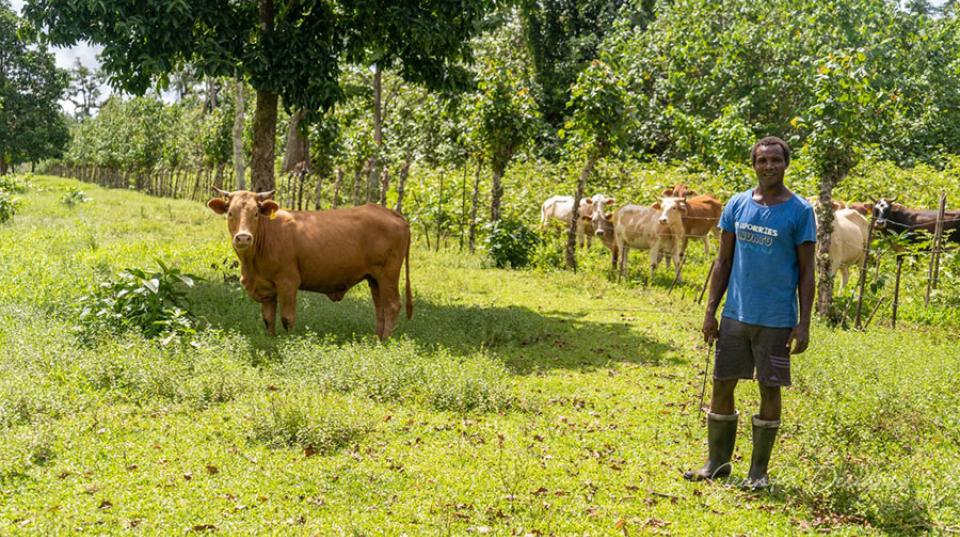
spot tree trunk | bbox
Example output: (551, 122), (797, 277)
(490, 163), (505, 222)
(250, 89), (278, 192)
(469, 157), (483, 254)
(394, 156), (412, 214)
(815, 178), (839, 317)
(379, 167), (390, 206)
(0, 156), (7, 176)
(565, 151), (600, 270)
(281, 108), (310, 174)
(233, 77), (247, 190)
(331, 168), (343, 209)
(366, 65), (383, 203)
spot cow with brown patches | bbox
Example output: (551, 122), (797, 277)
(207, 188), (412, 340)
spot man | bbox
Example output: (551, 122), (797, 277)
(684, 136), (816, 490)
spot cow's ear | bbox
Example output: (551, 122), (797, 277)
(863, 202), (874, 212)
(662, 188), (673, 196)
(605, 213), (613, 221)
(652, 202), (661, 210)
(207, 198), (229, 214)
(259, 200), (280, 216)
(584, 198), (594, 204)
(605, 198), (615, 205)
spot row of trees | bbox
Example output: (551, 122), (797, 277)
(34, 0), (960, 316)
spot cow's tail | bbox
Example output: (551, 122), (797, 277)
(404, 231), (413, 320)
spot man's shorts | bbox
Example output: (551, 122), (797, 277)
(714, 317), (792, 387)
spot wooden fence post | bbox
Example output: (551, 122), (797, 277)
(854, 214), (877, 329)
(892, 255), (903, 329)
(925, 192), (947, 306)
(697, 258), (715, 304)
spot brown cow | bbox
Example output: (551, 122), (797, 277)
(666, 185), (723, 257)
(207, 189), (412, 340)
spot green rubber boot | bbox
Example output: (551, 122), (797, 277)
(683, 411), (738, 481)
(743, 415), (780, 490)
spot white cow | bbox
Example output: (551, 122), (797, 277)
(824, 208), (869, 288)
(611, 197), (685, 283)
(540, 194), (614, 249)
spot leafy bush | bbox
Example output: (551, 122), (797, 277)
(0, 174), (28, 193)
(78, 260), (200, 340)
(484, 218), (541, 268)
(60, 187), (91, 207)
(0, 191), (18, 224)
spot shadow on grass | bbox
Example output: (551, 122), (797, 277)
(758, 479), (935, 535)
(190, 280), (679, 374)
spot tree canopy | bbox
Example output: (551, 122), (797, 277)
(0, 0), (69, 173)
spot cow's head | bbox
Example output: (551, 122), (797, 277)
(207, 188), (279, 252)
(872, 197), (896, 229)
(657, 196), (687, 227)
(589, 197), (615, 235)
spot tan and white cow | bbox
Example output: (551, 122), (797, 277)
(821, 208), (870, 288)
(541, 194), (614, 248)
(608, 197), (685, 283)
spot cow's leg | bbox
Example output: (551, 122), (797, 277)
(650, 242), (661, 284)
(617, 244), (630, 281)
(702, 234), (710, 256)
(368, 278), (385, 339)
(673, 242), (683, 284)
(261, 297), (277, 336)
(839, 266), (850, 289)
(277, 281), (299, 333)
(376, 277), (402, 340)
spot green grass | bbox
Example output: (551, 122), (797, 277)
(0, 176), (958, 535)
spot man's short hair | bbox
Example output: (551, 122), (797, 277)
(751, 136), (790, 167)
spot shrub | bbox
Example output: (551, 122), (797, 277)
(77, 260), (200, 340)
(61, 187), (91, 207)
(0, 191), (18, 224)
(0, 174), (27, 193)
(484, 218), (541, 269)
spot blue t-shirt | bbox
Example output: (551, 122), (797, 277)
(718, 190), (817, 328)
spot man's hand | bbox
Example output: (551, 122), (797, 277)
(702, 314), (719, 344)
(787, 323), (810, 354)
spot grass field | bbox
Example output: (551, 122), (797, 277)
(1, 176), (958, 535)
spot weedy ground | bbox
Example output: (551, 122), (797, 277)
(0, 176), (958, 536)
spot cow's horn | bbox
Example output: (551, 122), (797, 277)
(256, 190), (276, 200)
(212, 187), (231, 197)
(888, 196), (898, 204)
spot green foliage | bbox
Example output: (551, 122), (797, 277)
(77, 261), (200, 340)
(277, 339), (513, 413)
(0, 3), (70, 171)
(562, 59), (632, 158)
(59, 187), (90, 207)
(0, 191), (18, 223)
(484, 218), (541, 269)
(0, 174), (29, 193)
(246, 392), (370, 454)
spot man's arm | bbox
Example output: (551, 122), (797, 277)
(789, 241), (816, 354)
(702, 230), (736, 343)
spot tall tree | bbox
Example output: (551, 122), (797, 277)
(65, 58), (102, 121)
(561, 59), (632, 270)
(26, 0), (494, 191)
(520, 0), (648, 135)
(0, 1), (69, 173)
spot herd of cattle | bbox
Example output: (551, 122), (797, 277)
(205, 187), (959, 341)
(540, 186), (960, 288)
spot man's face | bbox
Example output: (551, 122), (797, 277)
(753, 143), (787, 188)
